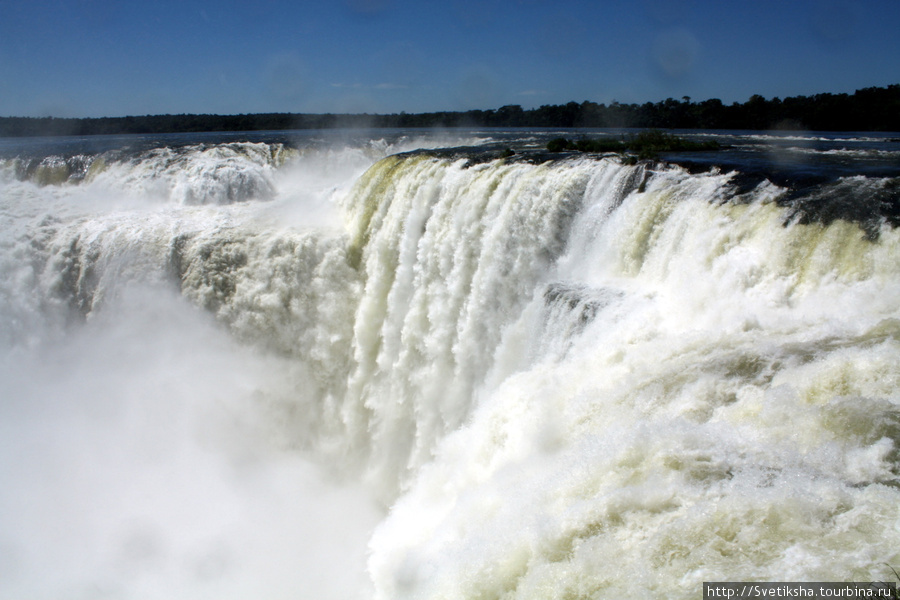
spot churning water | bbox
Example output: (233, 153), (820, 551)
(1, 129), (898, 599)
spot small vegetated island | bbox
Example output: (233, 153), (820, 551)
(545, 130), (721, 160)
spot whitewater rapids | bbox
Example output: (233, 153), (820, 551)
(0, 132), (898, 599)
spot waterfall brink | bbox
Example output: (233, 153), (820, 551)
(2, 134), (899, 599)
(339, 155), (617, 495)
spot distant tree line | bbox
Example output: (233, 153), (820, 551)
(1, 85), (898, 137)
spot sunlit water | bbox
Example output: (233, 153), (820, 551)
(1, 129), (898, 599)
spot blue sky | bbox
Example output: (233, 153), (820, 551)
(1, 0), (898, 117)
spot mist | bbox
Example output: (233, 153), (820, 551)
(0, 284), (382, 599)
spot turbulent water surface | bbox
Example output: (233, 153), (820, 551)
(1, 129), (899, 599)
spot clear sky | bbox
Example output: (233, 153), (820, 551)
(1, 0), (898, 118)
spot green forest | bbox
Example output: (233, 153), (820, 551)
(1, 84), (898, 137)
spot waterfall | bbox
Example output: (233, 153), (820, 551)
(1, 134), (898, 598)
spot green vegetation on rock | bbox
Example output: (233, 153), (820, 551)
(547, 130), (720, 159)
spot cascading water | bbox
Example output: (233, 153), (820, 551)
(368, 158), (900, 599)
(0, 130), (898, 599)
(338, 154), (597, 496)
